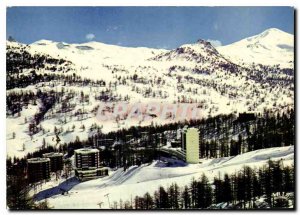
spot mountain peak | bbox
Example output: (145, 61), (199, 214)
(196, 39), (212, 46)
(217, 28), (294, 68)
(257, 28), (290, 38)
(263, 27), (284, 33)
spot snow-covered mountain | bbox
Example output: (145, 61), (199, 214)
(6, 28), (294, 158)
(217, 28), (294, 68)
(6, 28), (295, 210)
(151, 39), (226, 63)
(31, 39), (166, 64)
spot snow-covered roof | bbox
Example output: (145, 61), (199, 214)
(43, 152), (63, 158)
(27, 157), (50, 163)
(74, 148), (99, 154)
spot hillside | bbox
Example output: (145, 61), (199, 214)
(6, 28), (294, 158)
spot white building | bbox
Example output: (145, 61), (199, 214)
(182, 127), (200, 164)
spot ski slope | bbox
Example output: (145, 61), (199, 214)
(34, 146), (294, 209)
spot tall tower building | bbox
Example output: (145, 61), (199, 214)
(27, 158), (51, 184)
(74, 148), (108, 181)
(43, 152), (63, 172)
(182, 127), (200, 164)
(74, 148), (100, 169)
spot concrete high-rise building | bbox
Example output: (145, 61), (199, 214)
(75, 148), (100, 169)
(74, 148), (108, 181)
(43, 152), (63, 172)
(182, 127), (200, 164)
(27, 157), (51, 184)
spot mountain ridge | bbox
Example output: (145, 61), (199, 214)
(217, 28), (293, 68)
(6, 28), (294, 158)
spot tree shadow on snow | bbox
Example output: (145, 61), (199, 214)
(34, 177), (80, 201)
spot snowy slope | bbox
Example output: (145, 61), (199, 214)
(217, 28), (294, 68)
(6, 28), (294, 158)
(31, 39), (167, 66)
(34, 146), (294, 209)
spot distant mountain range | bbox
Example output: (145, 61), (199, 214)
(6, 28), (294, 158)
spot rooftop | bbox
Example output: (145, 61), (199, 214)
(74, 148), (99, 154)
(43, 152), (63, 158)
(27, 157), (50, 163)
(182, 126), (198, 132)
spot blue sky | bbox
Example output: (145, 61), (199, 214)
(7, 7), (294, 49)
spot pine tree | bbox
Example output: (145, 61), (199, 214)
(181, 185), (191, 209)
(143, 192), (154, 209)
(283, 166), (293, 193)
(173, 183), (180, 209)
(158, 186), (169, 209)
(200, 174), (212, 208)
(190, 178), (198, 208)
(202, 174), (213, 208)
(272, 160), (284, 195)
(7, 168), (34, 209)
(223, 174), (233, 203)
(243, 166), (254, 208)
(264, 160), (275, 206)
(236, 171), (246, 208)
(252, 170), (262, 204)
(154, 191), (160, 209)
(42, 138), (46, 149)
(213, 176), (223, 204)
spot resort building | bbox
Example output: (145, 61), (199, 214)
(27, 157), (51, 184)
(181, 127), (200, 164)
(43, 152), (63, 172)
(74, 148), (108, 181)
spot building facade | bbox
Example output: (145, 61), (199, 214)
(27, 157), (51, 184)
(43, 152), (63, 172)
(74, 148), (100, 169)
(74, 148), (108, 181)
(182, 127), (200, 164)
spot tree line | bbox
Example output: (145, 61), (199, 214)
(7, 109), (295, 173)
(111, 160), (294, 209)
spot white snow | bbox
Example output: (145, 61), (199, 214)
(217, 28), (294, 68)
(6, 28), (294, 158)
(34, 146), (294, 209)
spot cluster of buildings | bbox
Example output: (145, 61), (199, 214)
(27, 148), (109, 184)
(27, 152), (63, 184)
(26, 126), (201, 185)
(26, 113), (255, 184)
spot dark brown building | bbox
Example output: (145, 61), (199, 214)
(27, 158), (50, 184)
(43, 152), (63, 172)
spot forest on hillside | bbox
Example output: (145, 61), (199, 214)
(112, 160), (294, 209)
